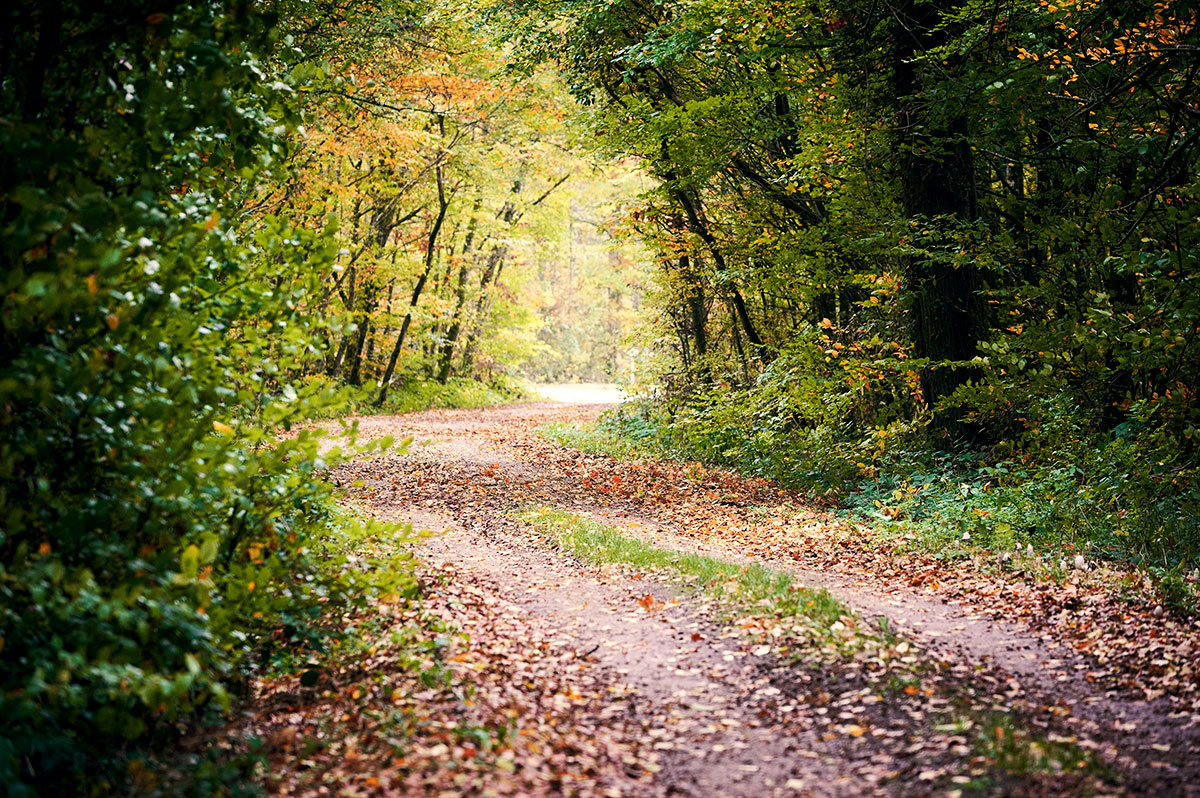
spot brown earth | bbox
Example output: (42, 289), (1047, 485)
(254, 400), (1200, 797)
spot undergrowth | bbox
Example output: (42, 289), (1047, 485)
(537, 400), (1200, 594)
(374, 376), (526, 415)
(303, 375), (527, 418)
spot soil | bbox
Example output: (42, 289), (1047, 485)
(279, 399), (1200, 796)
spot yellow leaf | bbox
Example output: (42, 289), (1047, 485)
(212, 421), (233, 435)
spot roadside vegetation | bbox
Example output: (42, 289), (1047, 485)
(491, 0), (1200, 580)
(539, 406), (1200, 610)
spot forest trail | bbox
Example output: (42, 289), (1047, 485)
(258, 400), (1199, 796)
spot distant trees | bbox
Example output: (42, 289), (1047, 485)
(494, 0), (1200, 558)
(283, 23), (616, 401)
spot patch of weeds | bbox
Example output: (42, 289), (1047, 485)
(884, 673), (925, 697)
(535, 403), (679, 463)
(1156, 565), (1199, 616)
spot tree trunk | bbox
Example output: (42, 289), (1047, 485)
(893, 0), (986, 414)
(325, 266), (356, 378)
(347, 319), (370, 386)
(376, 141), (453, 407)
(680, 254), (709, 382)
(458, 246), (507, 375)
(436, 194), (483, 383)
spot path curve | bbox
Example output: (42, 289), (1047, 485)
(331, 401), (1200, 796)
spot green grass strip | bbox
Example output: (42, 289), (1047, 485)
(521, 506), (847, 635)
(535, 422), (648, 461)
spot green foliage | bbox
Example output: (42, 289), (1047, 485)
(494, 0), (1200, 569)
(0, 2), (418, 794)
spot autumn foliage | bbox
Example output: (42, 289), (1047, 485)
(494, 0), (1200, 564)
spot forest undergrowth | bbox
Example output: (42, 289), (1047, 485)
(540, 401), (1200, 613)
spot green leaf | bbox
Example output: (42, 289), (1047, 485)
(180, 545), (200, 580)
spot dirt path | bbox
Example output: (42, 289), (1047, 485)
(314, 401), (1199, 796)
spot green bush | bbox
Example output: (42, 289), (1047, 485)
(0, 3), (416, 794)
(579, 385), (1199, 569)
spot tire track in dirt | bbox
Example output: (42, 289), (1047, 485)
(329, 401), (1199, 796)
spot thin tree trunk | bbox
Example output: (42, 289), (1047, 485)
(436, 194), (483, 383)
(458, 247), (506, 375)
(347, 319), (370, 386)
(376, 135), (453, 406)
(729, 296), (749, 382)
(680, 254), (709, 382)
(326, 266), (357, 378)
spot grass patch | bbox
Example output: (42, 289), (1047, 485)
(962, 714), (1117, 793)
(373, 376), (526, 415)
(521, 507), (852, 651)
(535, 406), (676, 462)
(536, 421), (648, 460)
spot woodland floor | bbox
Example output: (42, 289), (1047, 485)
(238, 400), (1200, 797)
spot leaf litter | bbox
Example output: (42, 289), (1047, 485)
(225, 401), (1200, 796)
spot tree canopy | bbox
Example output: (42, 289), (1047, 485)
(2, 0), (1197, 792)
(494, 0), (1200, 559)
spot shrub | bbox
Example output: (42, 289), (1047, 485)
(0, 3), (414, 793)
